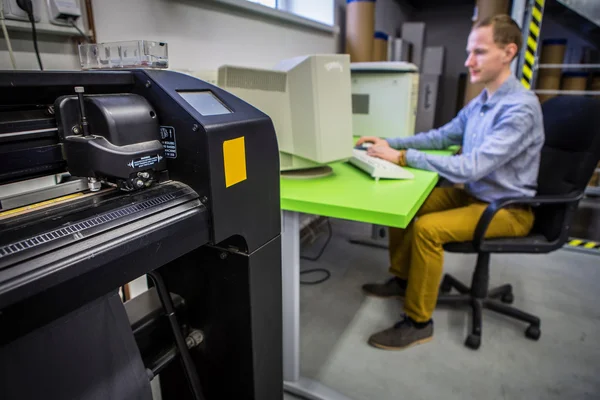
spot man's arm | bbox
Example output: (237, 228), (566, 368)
(405, 104), (537, 183)
(386, 105), (470, 150)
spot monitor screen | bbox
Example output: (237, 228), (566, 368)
(178, 91), (232, 116)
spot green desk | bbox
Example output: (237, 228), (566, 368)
(280, 150), (453, 400)
(282, 151), (452, 229)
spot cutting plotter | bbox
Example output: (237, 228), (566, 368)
(0, 70), (282, 399)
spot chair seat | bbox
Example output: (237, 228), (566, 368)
(443, 234), (557, 254)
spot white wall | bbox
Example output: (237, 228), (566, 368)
(91, 0), (338, 72)
(91, 0), (409, 73)
(0, 1), (87, 70)
(0, 31), (81, 70)
(0, 0), (413, 72)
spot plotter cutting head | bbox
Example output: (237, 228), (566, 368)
(0, 69), (280, 256)
(55, 88), (167, 191)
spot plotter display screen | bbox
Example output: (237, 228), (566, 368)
(178, 91), (232, 116)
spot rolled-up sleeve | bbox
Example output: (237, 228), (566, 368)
(405, 104), (536, 184)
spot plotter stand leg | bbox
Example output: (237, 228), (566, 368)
(157, 240), (283, 400)
(146, 271), (205, 400)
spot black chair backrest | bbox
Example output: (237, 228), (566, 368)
(533, 96), (600, 241)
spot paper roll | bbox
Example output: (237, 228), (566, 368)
(536, 39), (567, 103)
(373, 31), (388, 61)
(561, 71), (588, 91)
(591, 74), (600, 98)
(345, 0), (376, 62)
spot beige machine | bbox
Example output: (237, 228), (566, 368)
(350, 61), (419, 138)
(218, 54), (354, 177)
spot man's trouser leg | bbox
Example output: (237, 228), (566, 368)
(403, 198), (534, 323)
(388, 188), (471, 280)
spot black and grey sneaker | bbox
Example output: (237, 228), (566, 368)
(368, 316), (433, 350)
(362, 277), (406, 298)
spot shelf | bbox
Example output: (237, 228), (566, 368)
(537, 64), (600, 69)
(585, 186), (600, 196)
(3, 18), (88, 37)
(534, 89), (600, 95)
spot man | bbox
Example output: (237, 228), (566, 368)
(357, 14), (544, 351)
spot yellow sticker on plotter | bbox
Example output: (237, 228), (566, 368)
(223, 137), (247, 188)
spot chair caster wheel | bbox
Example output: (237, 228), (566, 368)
(525, 325), (541, 341)
(501, 293), (514, 304)
(465, 334), (481, 350)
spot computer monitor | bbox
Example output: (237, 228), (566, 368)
(218, 54), (354, 178)
(350, 62), (419, 138)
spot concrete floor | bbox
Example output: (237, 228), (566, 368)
(285, 218), (600, 400)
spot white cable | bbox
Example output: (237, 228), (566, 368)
(0, 1), (17, 69)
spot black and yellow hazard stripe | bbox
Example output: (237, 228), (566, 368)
(566, 238), (600, 252)
(521, 0), (545, 89)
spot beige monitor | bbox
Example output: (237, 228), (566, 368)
(218, 54), (354, 177)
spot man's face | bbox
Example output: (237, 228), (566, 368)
(465, 26), (515, 85)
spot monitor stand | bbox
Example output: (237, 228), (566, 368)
(281, 166), (333, 179)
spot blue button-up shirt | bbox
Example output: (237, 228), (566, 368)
(387, 75), (545, 202)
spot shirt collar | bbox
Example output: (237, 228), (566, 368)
(476, 74), (519, 107)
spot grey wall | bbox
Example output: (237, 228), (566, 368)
(411, 4), (473, 126)
(376, 0), (413, 37)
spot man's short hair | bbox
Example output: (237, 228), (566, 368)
(474, 14), (523, 58)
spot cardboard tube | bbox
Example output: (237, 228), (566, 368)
(591, 74), (600, 98)
(474, 0), (510, 24)
(561, 71), (588, 91)
(345, 0), (376, 62)
(536, 39), (567, 103)
(373, 31), (388, 61)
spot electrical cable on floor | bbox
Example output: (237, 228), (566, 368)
(300, 218), (332, 285)
(0, 2), (17, 69)
(69, 18), (90, 43)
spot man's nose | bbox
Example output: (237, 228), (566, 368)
(465, 53), (474, 67)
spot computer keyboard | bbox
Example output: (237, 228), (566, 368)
(348, 149), (415, 181)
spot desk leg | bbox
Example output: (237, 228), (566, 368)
(282, 211), (353, 400)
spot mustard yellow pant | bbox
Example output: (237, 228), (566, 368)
(389, 188), (534, 323)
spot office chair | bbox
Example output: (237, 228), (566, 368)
(437, 96), (600, 350)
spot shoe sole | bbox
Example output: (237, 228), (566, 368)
(362, 289), (404, 299)
(368, 336), (433, 351)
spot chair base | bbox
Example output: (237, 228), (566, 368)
(437, 273), (541, 350)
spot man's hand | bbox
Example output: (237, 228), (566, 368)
(356, 136), (390, 148)
(367, 146), (408, 166)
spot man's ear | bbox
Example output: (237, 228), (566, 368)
(505, 43), (518, 62)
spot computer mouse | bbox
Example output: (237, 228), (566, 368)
(354, 142), (373, 150)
